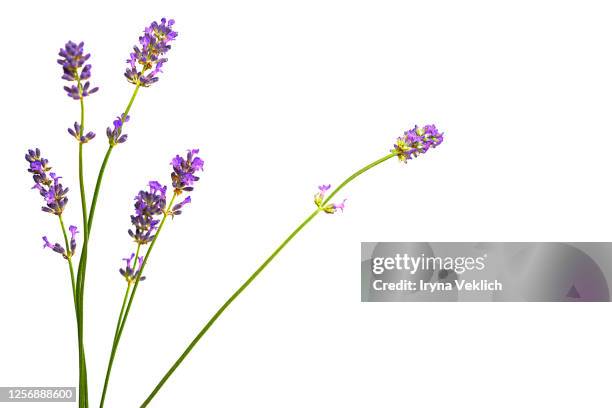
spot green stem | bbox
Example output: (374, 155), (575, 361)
(99, 192), (176, 408)
(140, 152), (397, 406)
(98, 278), (134, 408)
(79, 145), (88, 240)
(74, 82), (89, 408)
(87, 84), (141, 236)
(73, 84), (141, 407)
(59, 214), (85, 408)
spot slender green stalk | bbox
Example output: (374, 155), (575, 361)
(78, 86), (88, 246)
(98, 192), (176, 408)
(99, 244), (141, 407)
(140, 152), (397, 406)
(98, 279), (134, 407)
(74, 81), (90, 408)
(59, 214), (85, 407)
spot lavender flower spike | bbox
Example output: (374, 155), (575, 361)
(26, 148), (69, 215)
(170, 149), (204, 194)
(125, 18), (178, 87)
(314, 184), (346, 214)
(128, 181), (167, 244)
(119, 253), (146, 283)
(391, 124), (444, 162)
(57, 41), (99, 99)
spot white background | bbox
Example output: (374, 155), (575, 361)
(1, 1), (611, 407)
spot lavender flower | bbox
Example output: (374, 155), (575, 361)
(57, 41), (99, 99)
(125, 18), (178, 87)
(69, 225), (79, 255)
(168, 196), (191, 218)
(68, 122), (96, 143)
(42, 236), (66, 258)
(171, 149), (204, 194)
(26, 148), (69, 215)
(314, 184), (346, 214)
(106, 114), (130, 145)
(391, 124), (444, 162)
(41, 225), (78, 259)
(119, 253), (146, 283)
(128, 181), (167, 244)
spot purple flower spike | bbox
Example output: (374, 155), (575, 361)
(119, 253), (146, 283)
(171, 149), (204, 194)
(67, 122), (96, 143)
(128, 181), (167, 245)
(26, 148), (69, 215)
(391, 124), (444, 162)
(106, 114), (130, 146)
(125, 18), (178, 87)
(58, 41), (99, 99)
(313, 184), (346, 214)
(43, 236), (67, 258)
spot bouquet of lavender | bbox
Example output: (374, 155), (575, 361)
(25, 18), (444, 407)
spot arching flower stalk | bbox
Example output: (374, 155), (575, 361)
(140, 125), (445, 406)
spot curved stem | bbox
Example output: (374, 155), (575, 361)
(98, 279), (134, 408)
(140, 152), (397, 406)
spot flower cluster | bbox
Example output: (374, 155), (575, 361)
(26, 148), (69, 215)
(119, 253), (146, 283)
(67, 122), (96, 143)
(171, 149), (204, 194)
(391, 124), (444, 162)
(314, 184), (346, 214)
(125, 18), (178, 87)
(57, 41), (99, 100)
(106, 114), (130, 145)
(128, 181), (167, 245)
(42, 226), (78, 259)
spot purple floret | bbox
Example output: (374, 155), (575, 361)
(119, 253), (146, 283)
(43, 236), (67, 258)
(106, 114), (130, 146)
